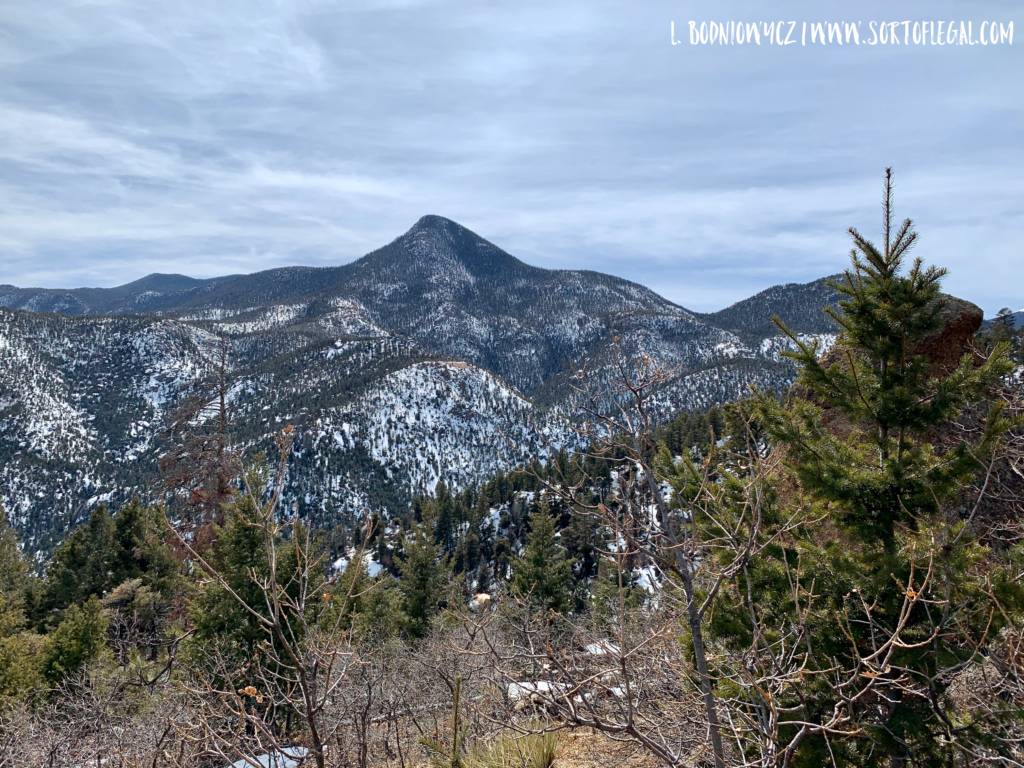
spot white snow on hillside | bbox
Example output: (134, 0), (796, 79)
(319, 298), (387, 337)
(757, 333), (837, 362)
(317, 361), (576, 493)
(180, 307), (244, 321)
(217, 304), (307, 334)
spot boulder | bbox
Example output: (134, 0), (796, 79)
(817, 293), (982, 375)
(795, 293), (983, 440)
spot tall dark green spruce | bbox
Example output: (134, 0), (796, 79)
(512, 497), (572, 614)
(0, 505), (27, 633)
(714, 170), (1022, 766)
(397, 517), (452, 639)
(190, 461), (304, 657)
(0, 504), (43, 698)
(31, 498), (177, 630)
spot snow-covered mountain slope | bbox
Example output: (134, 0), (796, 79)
(317, 361), (575, 495)
(0, 305), (566, 552)
(755, 332), (838, 363)
(0, 216), (854, 554)
(1, 216), (797, 397)
(333, 216), (700, 392)
(0, 310), (219, 550)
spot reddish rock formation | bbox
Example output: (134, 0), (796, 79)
(777, 292), (1022, 533)
(816, 292), (983, 375)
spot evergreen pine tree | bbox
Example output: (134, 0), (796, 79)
(35, 504), (116, 628)
(432, 481), (456, 555)
(39, 596), (108, 684)
(492, 537), (512, 587)
(0, 505), (45, 698)
(0, 505), (27, 633)
(33, 499), (176, 630)
(988, 307), (1022, 362)
(993, 306), (1017, 335)
(733, 169), (1023, 765)
(0, 506), (25, 594)
(109, 498), (177, 596)
(512, 498), (572, 613)
(397, 520), (451, 639)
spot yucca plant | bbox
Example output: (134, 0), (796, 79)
(467, 723), (558, 768)
(419, 675), (469, 768)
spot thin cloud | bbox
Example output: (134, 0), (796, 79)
(0, 0), (1020, 312)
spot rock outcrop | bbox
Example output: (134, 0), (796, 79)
(777, 292), (1023, 532)
(816, 292), (983, 375)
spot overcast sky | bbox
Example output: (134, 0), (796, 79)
(0, 0), (1020, 313)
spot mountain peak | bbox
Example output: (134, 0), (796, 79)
(118, 273), (211, 293)
(403, 214), (489, 250)
(410, 214), (461, 231)
(358, 215), (530, 280)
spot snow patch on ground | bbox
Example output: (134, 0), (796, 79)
(217, 304), (307, 334)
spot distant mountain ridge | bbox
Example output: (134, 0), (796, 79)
(0, 273), (242, 315)
(0, 216), (844, 553)
(0, 216), (838, 395)
(1, 216), (820, 331)
(696, 275), (844, 346)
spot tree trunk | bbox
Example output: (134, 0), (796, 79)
(635, 439), (726, 768)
